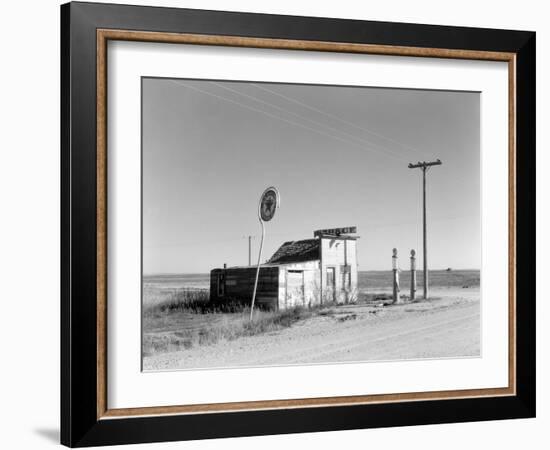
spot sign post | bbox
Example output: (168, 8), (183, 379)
(250, 187), (280, 320)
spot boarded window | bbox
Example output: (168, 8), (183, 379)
(341, 265), (351, 290)
(217, 273), (225, 296)
(343, 271), (351, 290)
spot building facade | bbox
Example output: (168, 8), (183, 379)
(210, 228), (358, 310)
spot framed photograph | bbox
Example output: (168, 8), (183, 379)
(61, 2), (535, 447)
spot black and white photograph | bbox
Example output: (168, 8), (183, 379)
(141, 78), (481, 372)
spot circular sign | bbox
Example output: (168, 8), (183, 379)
(259, 187), (279, 222)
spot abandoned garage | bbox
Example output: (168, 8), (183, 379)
(210, 227), (358, 309)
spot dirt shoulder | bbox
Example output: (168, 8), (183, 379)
(143, 288), (480, 371)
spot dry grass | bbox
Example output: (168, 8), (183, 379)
(143, 287), (211, 312)
(142, 288), (318, 356)
(143, 306), (314, 356)
(142, 288), (412, 357)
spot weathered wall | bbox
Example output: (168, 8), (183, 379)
(277, 260), (320, 309)
(210, 266), (280, 308)
(210, 237), (358, 310)
(320, 237), (358, 304)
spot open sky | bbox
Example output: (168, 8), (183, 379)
(142, 78), (480, 274)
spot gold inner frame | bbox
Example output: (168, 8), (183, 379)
(96, 29), (517, 420)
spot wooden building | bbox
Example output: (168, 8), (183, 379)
(210, 227), (358, 310)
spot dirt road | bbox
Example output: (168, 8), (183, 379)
(143, 290), (480, 371)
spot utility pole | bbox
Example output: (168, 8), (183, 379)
(408, 159), (442, 300)
(243, 235), (255, 266)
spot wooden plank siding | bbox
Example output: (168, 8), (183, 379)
(210, 235), (358, 310)
(277, 261), (320, 309)
(210, 266), (280, 309)
(320, 237), (358, 304)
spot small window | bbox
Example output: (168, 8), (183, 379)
(326, 267), (335, 287)
(341, 265), (351, 290)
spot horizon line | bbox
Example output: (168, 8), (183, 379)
(143, 267), (481, 277)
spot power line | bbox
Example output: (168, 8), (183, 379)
(252, 83), (433, 162)
(170, 80), (408, 163)
(210, 81), (411, 162)
(241, 83), (470, 190)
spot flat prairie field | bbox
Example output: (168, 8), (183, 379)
(142, 270), (480, 371)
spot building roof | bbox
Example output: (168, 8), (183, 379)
(268, 239), (320, 264)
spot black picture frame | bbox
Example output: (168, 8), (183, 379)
(61, 1), (535, 447)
